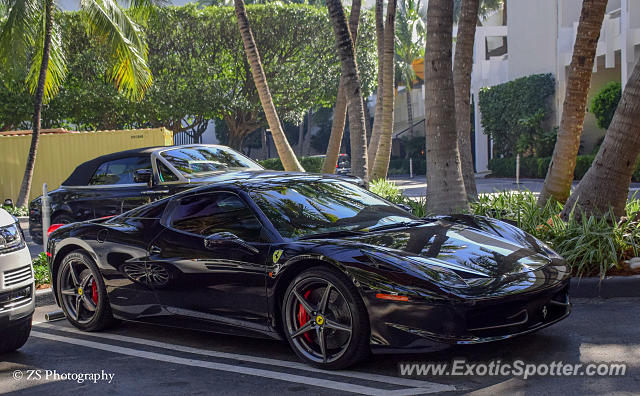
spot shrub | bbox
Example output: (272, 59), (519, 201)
(1, 205), (28, 217)
(479, 73), (555, 157)
(369, 179), (405, 204)
(470, 191), (640, 278)
(590, 81), (622, 130)
(489, 154), (640, 181)
(258, 156), (324, 173)
(32, 252), (51, 287)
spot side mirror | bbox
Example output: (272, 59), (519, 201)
(134, 169), (153, 186)
(3, 198), (14, 208)
(204, 232), (259, 254)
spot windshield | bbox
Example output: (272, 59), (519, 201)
(250, 180), (417, 238)
(161, 146), (262, 177)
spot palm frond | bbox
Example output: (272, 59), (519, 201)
(80, 0), (152, 99)
(0, 0), (41, 77)
(26, 11), (67, 101)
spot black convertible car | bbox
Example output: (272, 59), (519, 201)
(46, 175), (570, 369)
(30, 144), (363, 244)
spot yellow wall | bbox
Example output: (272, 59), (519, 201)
(0, 128), (173, 203)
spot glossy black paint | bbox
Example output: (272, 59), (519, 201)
(46, 175), (571, 351)
(29, 145), (363, 243)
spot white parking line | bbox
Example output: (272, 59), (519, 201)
(34, 323), (456, 393)
(30, 330), (434, 396)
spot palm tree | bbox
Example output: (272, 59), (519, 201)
(326, 0), (369, 181)
(0, 0), (154, 207)
(424, 0), (469, 214)
(321, 0), (362, 175)
(453, 0), (479, 198)
(539, 0), (608, 205)
(234, 0), (304, 172)
(395, 0), (424, 140)
(562, 58), (640, 219)
(367, 0), (385, 169)
(370, 0), (397, 180)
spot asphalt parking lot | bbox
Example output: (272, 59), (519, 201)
(1, 297), (638, 395)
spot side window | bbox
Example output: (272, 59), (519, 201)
(157, 160), (179, 182)
(169, 192), (263, 242)
(89, 157), (151, 185)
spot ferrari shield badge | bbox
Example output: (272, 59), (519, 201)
(272, 249), (283, 264)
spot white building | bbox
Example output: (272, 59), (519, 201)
(471, 0), (640, 173)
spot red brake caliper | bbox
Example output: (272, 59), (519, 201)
(91, 280), (98, 304)
(297, 290), (313, 342)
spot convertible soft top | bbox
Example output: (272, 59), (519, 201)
(61, 146), (163, 186)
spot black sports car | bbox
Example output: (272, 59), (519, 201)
(29, 144), (363, 243)
(46, 175), (571, 369)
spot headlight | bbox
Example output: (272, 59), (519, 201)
(0, 222), (25, 253)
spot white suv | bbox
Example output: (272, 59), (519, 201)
(0, 208), (34, 353)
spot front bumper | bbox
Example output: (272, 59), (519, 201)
(0, 245), (36, 327)
(367, 278), (571, 353)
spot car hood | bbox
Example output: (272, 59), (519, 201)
(0, 209), (15, 227)
(347, 219), (552, 279)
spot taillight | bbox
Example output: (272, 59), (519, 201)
(47, 224), (64, 236)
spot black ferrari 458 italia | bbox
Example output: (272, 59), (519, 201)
(46, 174), (571, 369)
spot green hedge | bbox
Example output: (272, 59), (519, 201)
(488, 154), (640, 181)
(479, 73), (555, 157)
(259, 156), (324, 173)
(387, 158), (427, 175)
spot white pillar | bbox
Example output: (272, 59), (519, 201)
(473, 91), (489, 173)
(622, 0), (630, 88)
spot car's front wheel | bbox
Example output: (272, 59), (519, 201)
(56, 251), (119, 331)
(0, 315), (32, 353)
(282, 267), (370, 369)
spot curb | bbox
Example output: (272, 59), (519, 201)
(35, 288), (55, 307)
(570, 275), (640, 299)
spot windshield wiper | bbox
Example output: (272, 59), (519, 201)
(364, 220), (426, 233)
(298, 230), (365, 240)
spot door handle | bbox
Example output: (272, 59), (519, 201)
(150, 245), (162, 255)
(141, 190), (170, 196)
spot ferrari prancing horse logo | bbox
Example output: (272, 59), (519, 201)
(272, 249), (283, 264)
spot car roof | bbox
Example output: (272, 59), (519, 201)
(61, 144), (232, 186)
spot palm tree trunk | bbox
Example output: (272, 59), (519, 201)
(17, 0), (53, 208)
(453, 0), (479, 199)
(367, 0), (385, 170)
(234, 0), (303, 172)
(321, 0), (362, 174)
(424, 0), (469, 214)
(562, 59), (640, 220)
(371, 0), (397, 180)
(406, 87), (413, 138)
(539, 0), (608, 205)
(304, 109), (313, 156)
(326, 0), (369, 181)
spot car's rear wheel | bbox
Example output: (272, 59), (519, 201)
(0, 315), (32, 353)
(282, 267), (370, 369)
(56, 251), (119, 331)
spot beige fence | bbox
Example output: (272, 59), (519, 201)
(0, 128), (173, 203)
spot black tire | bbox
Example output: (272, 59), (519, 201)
(0, 315), (32, 353)
(281, 266), (370, 369)
(56, 250), (119, 331)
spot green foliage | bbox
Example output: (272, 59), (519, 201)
(590, 81), (622, 130)
(488, 154), (640, 181)
(32, 252), (50, 286)
(479, 73), (555, 157)
(0, 5), (378, 150)
(369, 178), (405, 204)
(259, 156), (324, 173)
(2, 205), (28, 216)
(471, 191), (640, 278)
